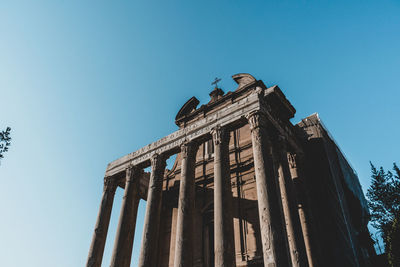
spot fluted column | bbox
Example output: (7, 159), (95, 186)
(288, 153), (317, 267)
(246, 111), (286, 267)
(110, 166), (141, 267)
(211, 126), (236, 267)
(87, 176), (118, 267)
(276, 136), (308, 267)
(138, 153), (167, 267)
(174, 141), (198, 267)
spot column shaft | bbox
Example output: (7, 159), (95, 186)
(298, 204), (315, 267)
(174, 142), (198, 267)
(247, 111), (287, 267)
(138, 154), (166, 267)
(289, 153), (317, 267)
(86, 177), (117, 267)
(110, 166), (141, 267)
(276, 138), (308, 267)
(212, 126), (236, 267)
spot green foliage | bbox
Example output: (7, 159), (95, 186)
(367, 162), (400, 266)
(0, 127), (11, 161)
(387, 217), (400, 267)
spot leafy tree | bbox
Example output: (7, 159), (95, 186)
(0, 127), (11, 162)
(367, 162), (400, 266)
(387, 216), (400, 267)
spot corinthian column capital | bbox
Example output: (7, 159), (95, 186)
(125, 165), (141, 183)
(246, 111), (266, 130)
(180, 141), (198, 159)
(211, 125), (229, 146)
(288, 153), (297, 169)
(150, 153), (166, 169)
(150, 153), (167, 183)
(103, 176), (118, 193)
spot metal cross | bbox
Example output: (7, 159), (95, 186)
(211, 77), (221, 88)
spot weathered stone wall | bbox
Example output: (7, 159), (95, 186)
(296, 114), (375, 267)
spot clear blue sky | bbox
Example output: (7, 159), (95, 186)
(1, 1), (399, 266)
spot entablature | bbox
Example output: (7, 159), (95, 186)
(105, 74), (304, 178)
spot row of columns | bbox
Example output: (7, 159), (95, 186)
(87, 111), (315, 267)
(248, 111), (315, 267)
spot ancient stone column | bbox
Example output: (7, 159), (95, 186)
(211, 126), (236, 267)
(288, 153), (317, 267)
(246, 111), (286, 267)
(275, 136), (308, 267)
(138, 153), (167, 267)
(110, 166), (141, 267)
(86, 176), (118, 267)
(174, 141), (198, 267)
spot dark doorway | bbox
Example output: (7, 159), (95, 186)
(203, 204), (214, 267)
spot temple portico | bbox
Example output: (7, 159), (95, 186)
(87, 73), (374, 267)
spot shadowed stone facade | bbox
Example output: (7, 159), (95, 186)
(87, 74), (375, 267)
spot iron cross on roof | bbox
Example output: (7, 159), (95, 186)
(211, 77), (221, 88)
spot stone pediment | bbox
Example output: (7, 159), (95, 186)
(175, 96), (199, 126)
(232, 73), (257, 89)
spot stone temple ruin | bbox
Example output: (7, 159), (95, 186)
(87, 74), (375, 267)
